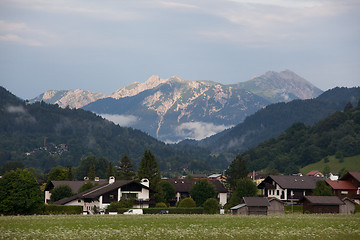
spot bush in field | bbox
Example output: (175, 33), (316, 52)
(50, 184), (74, 202)
(203, 198), (220, 214)
(0, 169), (43, 215)
(178, 198), (196, 208)
(155, 202), (167, 208)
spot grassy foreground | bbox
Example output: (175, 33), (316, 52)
(0, 214), (359, 240)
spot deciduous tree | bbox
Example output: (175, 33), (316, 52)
(50, 184), (74, 202)
(0, 169), (43, 215)
(228, 178), (257, 207)
(189, 179), (216, 207)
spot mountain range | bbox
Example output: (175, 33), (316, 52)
(31, 70), (323, 142)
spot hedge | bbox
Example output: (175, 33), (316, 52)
(44, 205), (83, 215)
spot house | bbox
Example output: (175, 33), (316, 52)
(340, 198), (357, 214)
(306, 170), (324, 177)
(248, 171), (265, 186)
(165, 179), (228, 206)
(325, 180), (357, 199)
(258, 175), (325, 202)
(301, 196), (344, 214)
(46, 177), (153, 214)
(268, 198), (285, 214)
(44, 179), (107, 204)
(340, 172), (360, 203)
(231, 197), (270, 215)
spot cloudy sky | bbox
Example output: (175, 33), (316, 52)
(1, 0), (359, 100)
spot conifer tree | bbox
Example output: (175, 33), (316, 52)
(225, 154), (249, 191)
(137, 150), (161, 199)
(107, 162), (114, 178)
(88, 164), (96, 181)
(116, 154), (135, 180)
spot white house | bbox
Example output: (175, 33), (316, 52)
(46, 177), (152, 214)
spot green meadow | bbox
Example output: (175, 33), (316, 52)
(0, 214), (359, 240)
(300, 154), (360, 174)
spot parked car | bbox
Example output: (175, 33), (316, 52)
(157, 210), (169, 214)
(123, 209), (143, 215)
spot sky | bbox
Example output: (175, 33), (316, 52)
(0, 0), (359, 100)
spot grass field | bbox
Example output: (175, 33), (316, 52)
(0, 214), (359, 240)
(300, 154), (360, 174)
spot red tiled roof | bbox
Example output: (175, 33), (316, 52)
(326, 180), (357, 190)
(306, 170), (323, 176)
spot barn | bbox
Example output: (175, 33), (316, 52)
(301, 196), (344, 214)
(230, 197), (270, 215)
(268, 198), (285, 214)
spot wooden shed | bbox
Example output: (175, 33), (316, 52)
(268, 198), (285, 214)
(231, 197), (270, 215)
(301, 196), (344, 214)
(340, 198), (356, 214)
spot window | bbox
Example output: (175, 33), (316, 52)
(277, 190), (279, 195)
(122, 193), (138, 199)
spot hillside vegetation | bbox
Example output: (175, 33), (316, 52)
(241, 100), (360, 174)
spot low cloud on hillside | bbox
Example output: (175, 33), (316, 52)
(176, 121), (233, 140)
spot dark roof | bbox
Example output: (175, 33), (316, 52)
(325, 180), (357, 190)
(165, 179), (228, 193)
(243, 197), (270, 207)
(259, 175), (324, 190)
(342, 172), (360, 183)
(302, 196), (344, 205)
(268, 198), (285, 205)
(46, 180), (107, 193)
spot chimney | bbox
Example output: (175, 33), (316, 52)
(109, 176), (115, 184)
(95, 177), (100, 182)
(140, 178), (149, 187)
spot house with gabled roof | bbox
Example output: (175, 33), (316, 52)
(165, 179), (228, 206)
(46, 177), (153, 214)
(258, 175), (325, 202)
(325, 180), (357, 199)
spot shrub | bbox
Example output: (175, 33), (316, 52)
(155, 202), (167, 208)
(203, 198), (220, 214)
(178, 198), (196, 208)
(107, 199), (133, 212)
(44, 205), (82, 214)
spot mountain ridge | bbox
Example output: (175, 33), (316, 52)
(30, 70), (323, 142)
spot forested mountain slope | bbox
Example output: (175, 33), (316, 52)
(242, 100), (360, 174)
(0, 87), (225, 173)
(192, 87), (360, 155)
